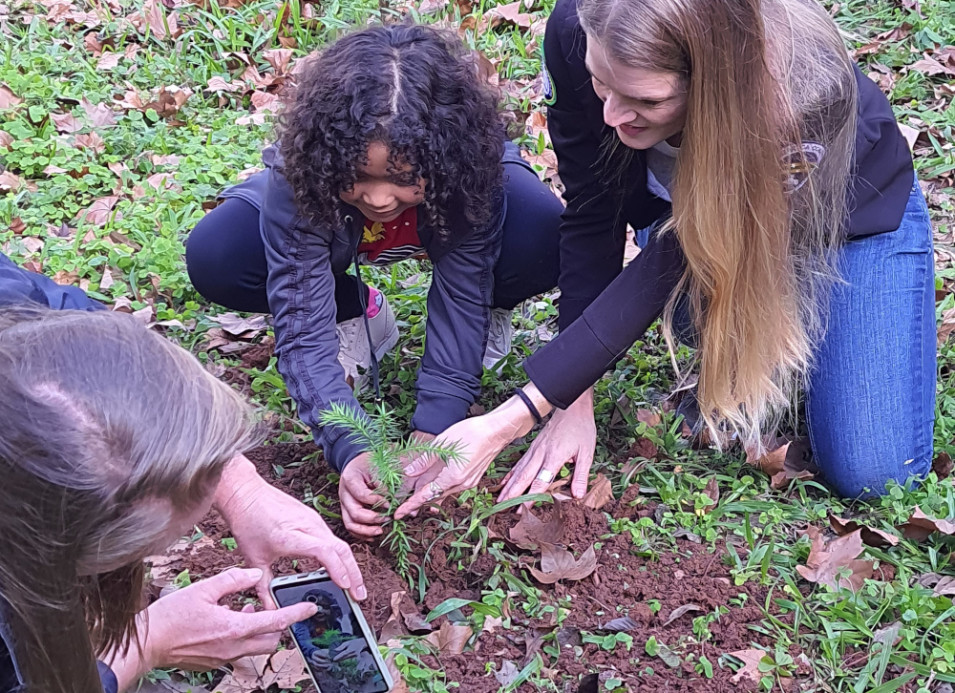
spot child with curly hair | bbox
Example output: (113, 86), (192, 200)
(186, 24), (563, 537)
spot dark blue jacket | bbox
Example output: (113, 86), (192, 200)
(0, 253), (104, 313)
(524, 0), (916, 407)
(223, 143), (529, 471)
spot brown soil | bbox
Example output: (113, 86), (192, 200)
(142, 350), (829, 692)
(145, 430), (828, 693)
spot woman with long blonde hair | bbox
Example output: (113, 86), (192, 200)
(395, 0), (935, 513)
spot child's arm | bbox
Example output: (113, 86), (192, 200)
(258, 165), (369, 473)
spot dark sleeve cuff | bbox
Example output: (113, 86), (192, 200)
(411, 390), (471, 435)
(524, 313), (623, 409)
(97, 661), (118, 693)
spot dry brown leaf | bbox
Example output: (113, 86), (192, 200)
(83, 32), (104, 55)
(701, 478), (720, 508)
(485, 1), (533, 28)
(746, 437), (816, 489)
(939, 306), (955, 343)
(529, 543), (597, 584)
(81, 98), (117, 127)
(730, 649), (770, 684)
(51, 111), (83, 133)
(75, 132), (106, 152)
(250, 90), (281, 113)
(932, 452), (953, 479)
(9, 218), (27, 235)
(828, 513), (900, 548)
(213, 312), (268, 338)
(53, 269), (79, 286)
(137, 0), (180, 40)
(378, 590), (409, 642)
(898, 506), (955, 541)
(142, 86), (192, 118)
(212, 655), (270, 693)
(100, 267), (114, 291)
(424, 621), (472, 655)
(0, 172), (28, 192)
(206, 76), (243, 93)
(662, 603), (703, 627)
(262, 649), (308, 689)
(263, 48), (294, 75)
(581, 473), (614, 510)
(0, 131), (13, 149)
(145, 172), (177, 191)
(482, 615), (503, 634)
(19, 237), (44, 254)
(0, 85), (22, 109)
(910, 55), (953, 77)
(96, 51), (121, 70)
(933, 576), (955, 596)
(795, 526), (875, 591)
(508, 505), (564, 550)
(898, 123), (920, 150)
(77, 195), (120, 226)
(636, 409), (663, 427)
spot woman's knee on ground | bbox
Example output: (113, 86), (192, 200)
(814, 436), (932, 499)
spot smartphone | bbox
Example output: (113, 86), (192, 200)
(270, 571), (393, 693)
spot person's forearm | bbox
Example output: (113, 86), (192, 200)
(490, 383), (556, 443)
(103, 614), (154, 692)
(213, 454), (265, 519)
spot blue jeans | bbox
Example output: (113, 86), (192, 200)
(635, 179), (936, 498)
(807, 178), (936, 497)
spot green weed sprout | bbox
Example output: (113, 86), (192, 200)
(320, 402), (463, 583)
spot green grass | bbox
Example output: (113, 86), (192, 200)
(3, 0), (955, 690)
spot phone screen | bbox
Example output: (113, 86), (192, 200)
(273, 577), (389, 693)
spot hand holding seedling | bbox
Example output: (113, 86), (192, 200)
(214, 455), (366, 603)
(339, 452), (388, 537)
(396, 385), (554, 518)
(498, 388), (597, 505)
(106, 568), (317, 690)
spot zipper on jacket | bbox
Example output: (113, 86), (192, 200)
(345, 214), (383, 404)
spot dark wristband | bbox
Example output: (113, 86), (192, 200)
(513, 388), (543, 425)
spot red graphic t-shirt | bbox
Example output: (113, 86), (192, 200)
(357, 207), (426, 266)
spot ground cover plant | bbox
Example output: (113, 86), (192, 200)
(2, 0), (955, 690)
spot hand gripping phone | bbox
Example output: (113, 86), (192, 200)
(270, 571), (393, 692)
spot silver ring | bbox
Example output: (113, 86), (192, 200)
(428, 481), (442, 500)
(535, 469), (555, 484)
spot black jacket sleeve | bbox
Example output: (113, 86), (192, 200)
(524, 225), (685, 408)
(411, 213), (501, 434)
(544, 2), (627, 331)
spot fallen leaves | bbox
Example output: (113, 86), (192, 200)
(898, 506), (955, 541)
(0, 84), (23, 109)
(508, 505), (565, 550)
(729, 649), (771, 685)
(580, 473), (613, 510)
(424, 621), (473, 655)
(795, 526), (875, 591)
(828, 513), (899, 548)
(529, 543), (597, 584)
(745, 437), (815, 489)
(213, 650), (307, 693)
(77, 195), (120, 226)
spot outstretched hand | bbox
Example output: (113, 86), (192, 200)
(497, 388), (596, 504)
(395, 390), (551, 518)
(215, 455), (366, 605)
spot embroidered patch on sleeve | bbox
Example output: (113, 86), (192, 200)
(783, 141), (826, 192)
(541, 47), (556, 106)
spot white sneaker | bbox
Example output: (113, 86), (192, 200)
(336, 293), (399, 389)
(483, 307), (514, 371)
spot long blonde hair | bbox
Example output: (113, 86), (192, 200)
(580, 0), (858, 449)
(0, 306), (263, 693)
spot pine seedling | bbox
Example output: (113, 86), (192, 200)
(320, 402), (463, 582)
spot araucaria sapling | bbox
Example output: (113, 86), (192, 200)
(320, 402), (462, 582)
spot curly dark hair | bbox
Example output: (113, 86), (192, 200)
(278, 24), (505, 239)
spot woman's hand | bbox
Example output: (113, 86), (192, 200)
(214, 455), (366, 604)
(395, 386), (553, 518)
(338, 452), (387, 539)
(107, 569), (317, 690)
(497, 389), (596, 503)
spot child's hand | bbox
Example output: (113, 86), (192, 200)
(339, 453), (388, 538)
